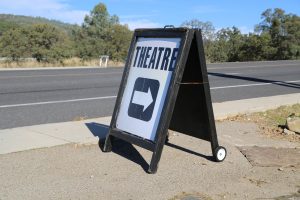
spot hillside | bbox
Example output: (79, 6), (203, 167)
(0, 14), (80, 35)
(0, 4), (133, 63)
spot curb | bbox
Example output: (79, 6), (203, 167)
(0, 93), (299, 155)
(213, 93), (300, 120)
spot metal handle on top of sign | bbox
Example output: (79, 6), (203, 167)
(164, 25), (175, 29)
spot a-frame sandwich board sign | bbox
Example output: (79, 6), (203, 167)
(103, 28), (226, 174)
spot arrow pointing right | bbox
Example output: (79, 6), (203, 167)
(132, 87), (153, 112)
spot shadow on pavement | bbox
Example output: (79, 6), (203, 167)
(107, 139), (149, 172)
(85, 122), (109, 139)
(208, 72), (300, 89)
(85, 123), (215, 171)
(85, 122), (149, 172)
(166, 142), (215, 162)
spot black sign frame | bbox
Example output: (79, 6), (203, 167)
(103, 28), (226, 174)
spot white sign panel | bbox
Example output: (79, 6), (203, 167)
(116, 37), (181, 141)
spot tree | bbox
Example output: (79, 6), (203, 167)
(0, 21), (17, 37)
(0, 23), (73, 62)
(28, 24), (72, 62)
(208, 40), (228, 62)
(106, 24), (132, 61)
(238, 33), (276, 61)
(256, 8), (300, 60)
(83, 3), (111, 29)
(181, 19), (216, 62)
(181, 9), (300, 63)
(210, 27), (244, 62)
(75, 3), (132, 60)
(181, 19), (215, 41)
(0, 27), (30, 60)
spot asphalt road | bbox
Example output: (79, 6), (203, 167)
(0, 60), (299, 129)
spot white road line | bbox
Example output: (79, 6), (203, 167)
(208, 63), (299, 70)
(0, 96), (117, 108)
(1, 80), (299, 108)
(211, 80), (300, 90)
(226, 73), (240, 75)
(208, 73), (240, 76)
(0, 72), (122, 79)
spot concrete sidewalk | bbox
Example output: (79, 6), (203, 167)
(1, 113), (299, 200)
(0, 93), (299, 155)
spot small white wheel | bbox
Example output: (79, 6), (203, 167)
(214, 146), (227, 162)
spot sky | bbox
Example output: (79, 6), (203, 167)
(0, 0), (299, 33)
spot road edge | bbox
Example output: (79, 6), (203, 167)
(1, 93), (299, 155)
(0, 66), (123, 71)
(213, 93), (300, 120)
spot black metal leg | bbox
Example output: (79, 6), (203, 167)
(210, 133), (219, 155)
(165, 130), (170, 144)
(148, 138), (166, 173)
(148, 150), (162, 174)
(103, 134), (113, 152)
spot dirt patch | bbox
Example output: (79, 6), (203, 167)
(244, 177), (268, 187)
(72, 116), (88, 121)
(222, 104), (300, 142)
(239, 146), (300, 168)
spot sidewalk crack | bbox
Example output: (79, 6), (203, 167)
(25, 129), (73, 143)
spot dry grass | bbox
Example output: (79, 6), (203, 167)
(72, 116), (88, 121)
(0, 57), (125, 68)
(61, 57), (124, 67)
(225, 104), (300, 142)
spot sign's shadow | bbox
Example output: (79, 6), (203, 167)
(85, 122), (149, 172)
(165, 142), (215, 161)
(85, 122), (214, 172)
